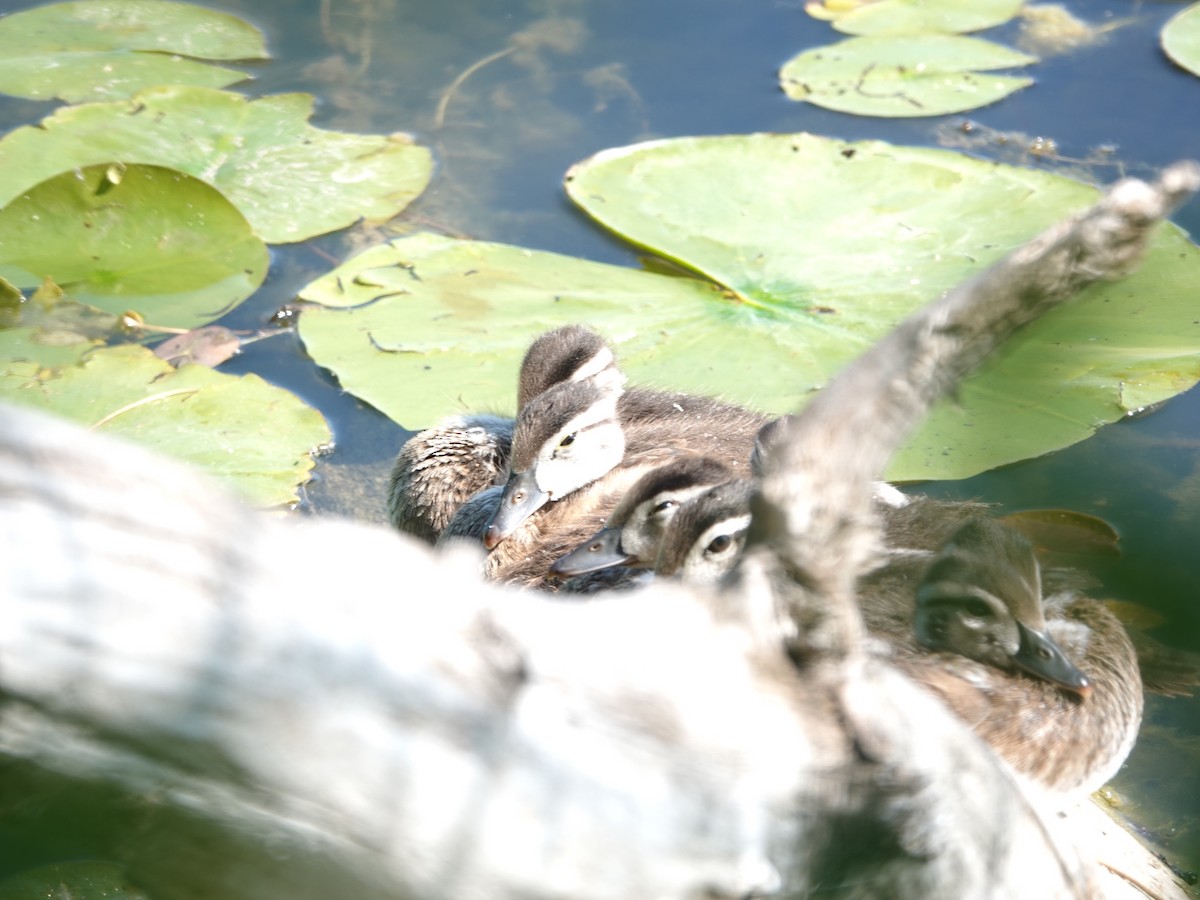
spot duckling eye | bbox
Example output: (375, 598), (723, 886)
(706, 534), (733, 555)
(964, 599), (992, 619)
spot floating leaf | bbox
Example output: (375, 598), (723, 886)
(0, 860), (150, 900)
(820, 0), (1026, 36)
(1103, 599), (1167, 632)
(302, 133), (1200, 483)
(0, 344), (330, 507)
(296, 137), (1200, 481)
(780, 34), (1035, 116)
(0, 0), (266, 103)
(564, 135), (1200, 480)
(153, 326), (242, 368)
(296, 232), (744, 426)
(0, 164), (268, 329)
(0, 326), (97, 368)
(1163, 2), (1200, 79)
(999, 508), (1122, 562)
(0, 86), (434, 244)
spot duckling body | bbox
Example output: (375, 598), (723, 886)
(648, 487), (1143, 794)
(433, 327), (768, 587)
(387, 325), (621, 541)
(859, 512), (1143, 794)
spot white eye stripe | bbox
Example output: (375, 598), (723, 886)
(570, 346), (616, 382)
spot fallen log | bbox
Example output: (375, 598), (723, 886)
(1, 163), (1197, 899)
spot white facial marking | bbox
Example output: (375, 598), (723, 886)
(570, 345), (615, 382)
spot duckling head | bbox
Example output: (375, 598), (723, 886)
(915, 517), (1093, 697)
(517, 325), (616, 409)
(484, 367), (626, 549)
(654, 479), (754, 584)
(550, 455), (735, 577)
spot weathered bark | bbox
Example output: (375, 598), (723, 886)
(1, 163), (1197, 899)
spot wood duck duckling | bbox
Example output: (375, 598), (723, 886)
(478, 358), (769, 551)
(387, 325), (623, 542)
(650, 491), (1144, 794)
(653, 477), (757, 583)
(642, 477), (908, 585)
(861, 513), (1143, 795)
(439, 331), (767, 587)
(550, 415), (907, 583)
(549, 455), (737, 580)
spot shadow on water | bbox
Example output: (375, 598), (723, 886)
(2, 0), (1199, 888)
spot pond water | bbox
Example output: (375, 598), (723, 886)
(2, 0), (1200, 889)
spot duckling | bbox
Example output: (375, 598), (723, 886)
(387, 414), (513, 543)
(480, 359), (769, 551)
(438, 330), (767, 587)
(387, 325), (623, 541)
(860, 513), (1143, 794)
(653, 477), (757, 583)
(549, 455), (737, 579)
(646, 487), (1143, 793)
(442, 384), (764, 588)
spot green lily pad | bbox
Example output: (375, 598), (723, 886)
(0, 860), (150, 900)
(296, 232), (748, 426)
(823, 0), (1026, 36)
(0, 0), (266, 103)
(1163, 2), (1200, 78)
(0, 343), (331, 507)
(0, 164), (268, 329)
(302, 135), (1200, 482)
(0, 86), (434, 244)
(780, 34), (1035, 116)
(567, 134), (1200, 480)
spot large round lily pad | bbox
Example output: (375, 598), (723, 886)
(0, 164), (268, 329)
(0, 87), (434, 244)
(566, 134), (1200, 480)
(296, 232), (750, 426)
(780, 34), (1035, 116)
(301, 135), (1200, 482)
(1163, 3), (1200, 78)
(816, 0), (1026, 36)
(0, 343), (331, 507)
(0, 0), (266, 103)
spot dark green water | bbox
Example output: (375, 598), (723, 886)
(2, 0), (1199, 890)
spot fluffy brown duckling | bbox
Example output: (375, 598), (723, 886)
(440, 327), (768, 587)
(387, 325), (626, 542)
(860, 512), (1143, 794)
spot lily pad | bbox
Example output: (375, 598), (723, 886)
(301, 135), (1200, 482)
(0, 0), (266, 103)
(0, 164), (268, 329)
(0, 86), (434, 244)
(567, 135), (1200, 480)
(1163, 2), (1200, 78)
(296, 232), (749, 426)
(817, 0), (1026, 36)
(0, 343), (331, 507)
(780, 34), (1035, 116)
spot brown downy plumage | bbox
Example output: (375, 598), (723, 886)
(860, 511), (1143, 794)
(649, 490), (1147, 794)
(387, 325), (625, 542)
(440, 327), (768, 588)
